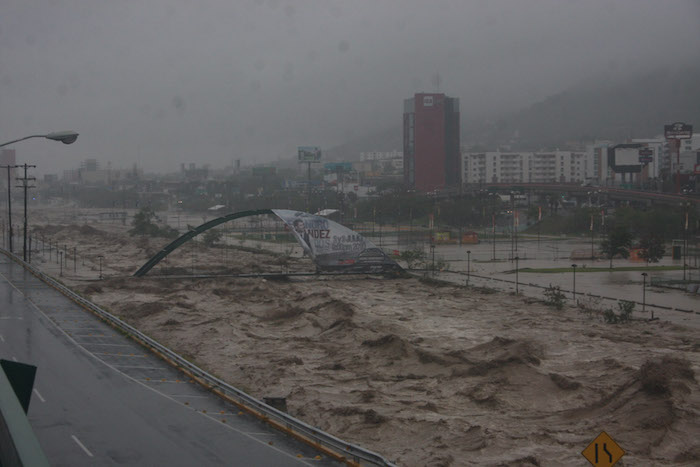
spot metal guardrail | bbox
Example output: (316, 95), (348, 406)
(411, 268), (699, 316)
(1, 249), (396, 467)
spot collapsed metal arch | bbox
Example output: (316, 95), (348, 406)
(133, 209), (273, 277)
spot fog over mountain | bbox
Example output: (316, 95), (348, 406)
(467, 66), (700, 151)
(1, 0), (699, 175)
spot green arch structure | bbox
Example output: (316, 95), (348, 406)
(133, 209), (273, 277)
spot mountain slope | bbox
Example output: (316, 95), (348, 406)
(477, 67), (700, 149)
(322, 67), (700, 159)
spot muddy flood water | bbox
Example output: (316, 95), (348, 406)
(24, 213), (700, 466)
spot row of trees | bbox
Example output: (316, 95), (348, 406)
(599, 226), (665, 268)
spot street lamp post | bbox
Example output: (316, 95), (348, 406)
(430, 243), (435, 277)
(59, 251), (63, 276)
(0, 131), (78, 256)
(0, 131), (79, 149)
(98, 255), (104, 280)
(641, 272), (648, 318)
(515, 256), (519, 294)
(467, 250), (471, 286)
(571, 264), (577, 302)
(683, 202), (689, 281)
(0, 166), (13, 253)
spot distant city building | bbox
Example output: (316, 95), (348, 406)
(680, 133), (700, 154)
(359, 150), (403, 162)
(628, 138), (665, 180)
(461, 151), (592, 185)
(403, 93), (460, 191)
(82, 158), (99, 172)
(677, 133), (700, 174)
(180, 163), (209, 180)
(62, 159), (141, 185)
(351, 150), (404, 181)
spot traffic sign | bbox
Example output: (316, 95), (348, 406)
(582, 432), (625, 467)
(638, 148), (653, 157)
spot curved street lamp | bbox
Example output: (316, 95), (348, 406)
(1, 131), (78, 257)
(0, 131), (79, 148)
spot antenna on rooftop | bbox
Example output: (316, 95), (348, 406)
(432, 72), (442, 92)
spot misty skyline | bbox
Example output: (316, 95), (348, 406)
(1, 0), (699, 176)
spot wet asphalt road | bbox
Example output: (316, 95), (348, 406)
(0, 255), (339, 466)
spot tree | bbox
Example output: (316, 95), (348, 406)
(600, 226), (633, 269)
(202, 228), (223, 247)
(129, 207), (178, 238)
(638, 235), (665, 264)
(129, 207), (160, 236)
(398, 249), (426, 269)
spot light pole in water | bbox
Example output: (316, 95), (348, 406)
(98, 255), (104, 280)
(641, 272), (651, 320)
(571, 263), (577, 302)
(515, 256), (519, 294)
(467, 250), (471, 286)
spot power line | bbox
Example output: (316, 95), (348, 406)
(16, 163), (36, 261)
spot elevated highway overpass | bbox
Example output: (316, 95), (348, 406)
(467, 183), (700, 207)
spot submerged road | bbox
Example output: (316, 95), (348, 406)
(0, 255), (339, 466)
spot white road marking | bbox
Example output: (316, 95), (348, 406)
(0, 316), (23, 320)
(71, 435), (94, 457)
(93, 352), (146, 358)
(0, 267), (314, 465)
(110, 365), (165, 370)
(11, 356), (17, 362)
(0, 334), (4, 342)
(73, 342), (132, 347)
(33, 388), (46, 403)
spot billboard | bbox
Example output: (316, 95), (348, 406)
(272, 209), (401, 273)
(298, 146), (322, 162)
(638, 147), (653, 164)
(608, 144), (644, 173)
(324, 162), (353, 172)
(664, 122), (693, 140)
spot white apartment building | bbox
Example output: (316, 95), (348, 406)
(629, 138), (665, 179)
(678, 133), (700, 173)
(462, 151), (592, 185)
(680, 133), (700, 154)
(359, 150), (403, 162)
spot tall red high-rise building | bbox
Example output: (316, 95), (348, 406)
(403, 93), (460, 191)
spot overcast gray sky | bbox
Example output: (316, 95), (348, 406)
(1, 0), (699, 175)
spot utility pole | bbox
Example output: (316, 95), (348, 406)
(306, 161), (312, 213)
(492, 213), (496, 261)
(590, 213), (595, 259)
(510, 193), (515, 261)
(1, 165), (13, 253)
(15, 163), (36, 261)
